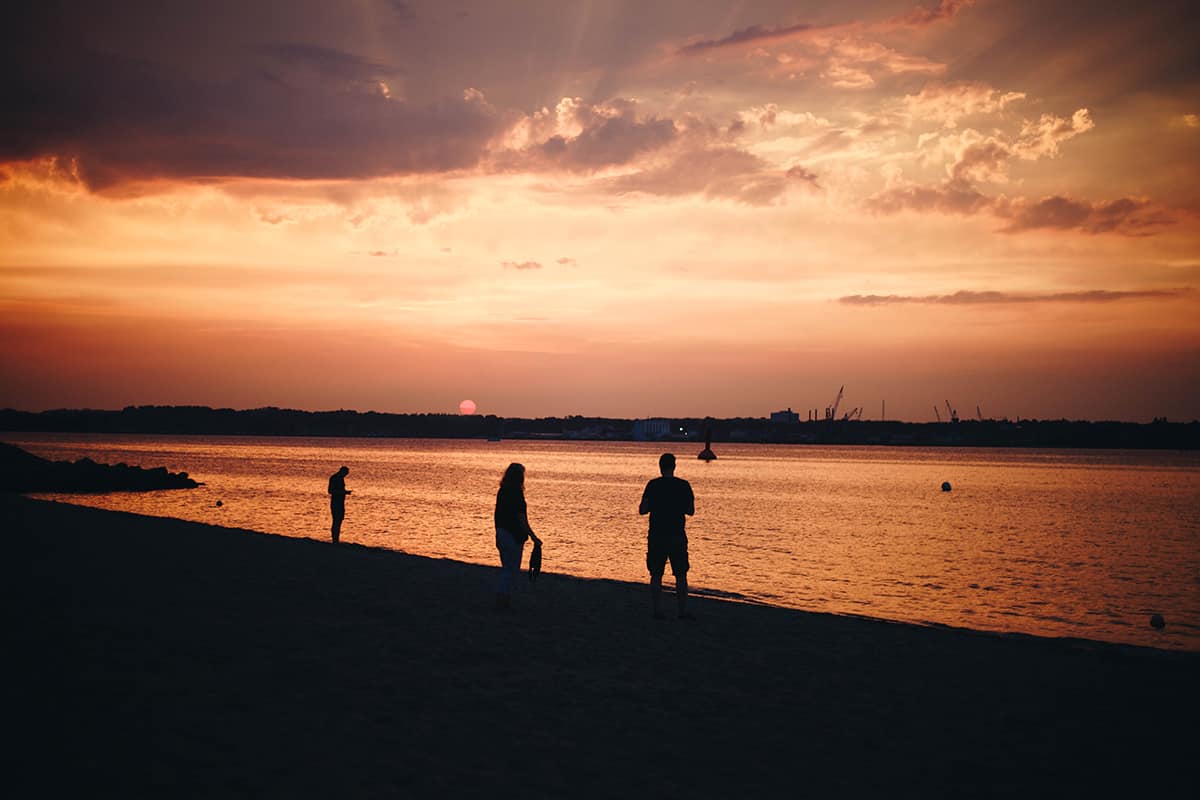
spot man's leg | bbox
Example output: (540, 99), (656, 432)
(650, 573), (664, 618)
(675, 571), (691, 618)
(647, 541), (666, 618)
(672, 539), (693, 619)
(331, 505), (343, 543)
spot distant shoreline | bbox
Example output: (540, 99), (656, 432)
(2, 405), (1197, 449)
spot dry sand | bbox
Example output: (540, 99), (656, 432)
(7, 495), (1194, 797)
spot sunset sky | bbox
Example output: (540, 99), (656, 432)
(2, 0), (1198, 421)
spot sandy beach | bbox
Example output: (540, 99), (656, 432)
(8, 494), (1194, 797)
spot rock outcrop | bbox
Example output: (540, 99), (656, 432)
(0, 442), (199, 492)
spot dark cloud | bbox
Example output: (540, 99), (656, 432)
(868, 178), (1173, 236)
(895, 0), (976, 27)
(950, 139), (1011, 182)
(493, 99), (680, 173)
(995, 196), (1174, 236)
(675, 1), (974, 58)
(501, 261), (542, 270)
(677, 22), (815, 56)
(4, 52), (501, 188)
(786, 165), (821, 190)
(543, 116), (677, 170)
(0, 5), (503, 189)
(865, 178), (990, 215)
(839, 288), (1189, 306)
(9, 2), (871, 192)
(556, 257), (577, 266)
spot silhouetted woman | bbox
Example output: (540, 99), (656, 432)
(494, 462), (541, 610)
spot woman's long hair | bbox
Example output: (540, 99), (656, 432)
(499, 462), (525, 492)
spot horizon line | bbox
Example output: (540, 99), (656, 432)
(1, 405), (1196, 426)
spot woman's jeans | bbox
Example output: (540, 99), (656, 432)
(495, 527), (524, 594)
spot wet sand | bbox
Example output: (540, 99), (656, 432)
(8, 495), (1194, 797)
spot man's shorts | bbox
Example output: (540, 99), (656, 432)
(646, 534), (689, 577)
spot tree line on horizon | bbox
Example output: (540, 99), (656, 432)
(0, 406), (1196, 449)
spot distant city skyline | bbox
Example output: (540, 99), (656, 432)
(2, 1), (1198, 422)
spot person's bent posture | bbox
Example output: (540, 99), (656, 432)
(328, 466), (351, 543)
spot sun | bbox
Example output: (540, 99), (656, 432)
(459, 399), (477, 415)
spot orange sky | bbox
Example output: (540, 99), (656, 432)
(2, 0), (1198, 421)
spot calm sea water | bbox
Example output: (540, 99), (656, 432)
(9, 433), (1199, 651)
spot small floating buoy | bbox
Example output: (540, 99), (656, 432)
(941, 481), (952, 492)
(215, 500), (223, 507)
(1150, 614), (1165, 630)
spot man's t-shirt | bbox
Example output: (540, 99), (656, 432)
(640, 476), (694, 538)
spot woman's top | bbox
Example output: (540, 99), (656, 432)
(494, 485), (529, 543)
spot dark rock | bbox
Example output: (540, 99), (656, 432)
(1150, 614), (1165, 630)
(0, 442), (200, 493)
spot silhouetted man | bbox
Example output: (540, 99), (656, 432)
(639, 453), (695, 619)
(328, 466), (351, 543)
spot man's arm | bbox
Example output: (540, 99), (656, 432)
(685, 482), (695, 517)
(638, 482), (652, 515)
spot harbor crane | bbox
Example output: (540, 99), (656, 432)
(826, 385), (844, 421)
(934, 405), (942, 422)
(945, 400), (959, 423)
(976, 405), (983, 421)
